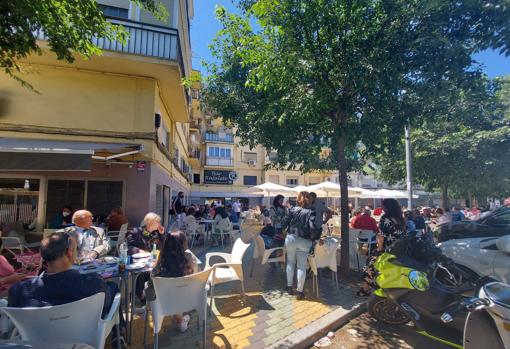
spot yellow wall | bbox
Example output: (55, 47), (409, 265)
(0, 65), (155, 134)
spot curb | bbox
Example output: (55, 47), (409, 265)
(267, 302), (366, 349)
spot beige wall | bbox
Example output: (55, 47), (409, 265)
(0, 65), (155, 134)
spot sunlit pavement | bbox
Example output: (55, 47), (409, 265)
(122, 223), (361, 349)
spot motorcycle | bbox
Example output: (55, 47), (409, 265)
(367, 236), (509, 348)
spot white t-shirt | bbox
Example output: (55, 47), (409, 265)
(232, 202), (242, 213)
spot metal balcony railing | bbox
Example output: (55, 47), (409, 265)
(189, 150), (201, 159)
(204, 133), (234, 143)
(206, 157), (234, 167)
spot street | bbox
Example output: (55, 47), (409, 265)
(319, 313), (452, 349)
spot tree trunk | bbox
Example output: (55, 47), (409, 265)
(336, 136), (350, 277)
(441, 183), (449, 209)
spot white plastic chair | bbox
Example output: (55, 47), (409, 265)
(308, 238), (341, 297)
(355, 229), (377, 272)
(185, 219), (206, 249)
(107, 223), (128, 256)
(250, 235), (285, 277)
(143, 268), (213, 349)
(211, 219), (234, 248)
(2, 292), (121, 349)
(205, 238), (251, 312)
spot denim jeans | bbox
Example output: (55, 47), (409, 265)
(285, 234), (312, 292)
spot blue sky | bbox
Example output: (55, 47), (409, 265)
(191, 1), (510, 78)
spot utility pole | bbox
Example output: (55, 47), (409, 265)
(405, 121), (413, 209)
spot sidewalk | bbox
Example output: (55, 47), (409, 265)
(127, 225), (361, 349)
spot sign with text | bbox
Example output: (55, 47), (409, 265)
(204, 170), (237, 185)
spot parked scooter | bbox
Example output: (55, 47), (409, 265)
(367, 236), (508, 348)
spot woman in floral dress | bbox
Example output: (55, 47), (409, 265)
(357, 198), (407, 296)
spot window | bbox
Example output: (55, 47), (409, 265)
(46, 180), (85, 227)
(86, 181), (123, 219)
(486, 211), (510, 226)
(46, 180), (124, 227)
(98, 5), (129, 19)
(243, 176), (257, 186)
(191, 89), (200, 99)
(193, 174), (201, 184)
(208, 147), (231, 158)
(268, 152), (278, 161)
(287, 178), (298, 186)
(0, 179), (40, 226)
(244, 152), (257, 162)
(269, 175), (279, 184)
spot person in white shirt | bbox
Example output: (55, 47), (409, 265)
(232, 200), (242, 220)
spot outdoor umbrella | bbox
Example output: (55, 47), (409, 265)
(360, 189), (419, 199)
(242, 182), (295, 206)
(290, 185), (328, 197)
(307, 181), (364, 197)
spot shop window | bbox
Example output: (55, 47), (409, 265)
(46, 180), (85, 227)
(86, 181), (123, 220)
(0, 178), (40, 226)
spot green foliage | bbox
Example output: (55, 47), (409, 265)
(0, 0), (167, 90)
(377, 77), (510, 202)
(204, 0), (510, 272)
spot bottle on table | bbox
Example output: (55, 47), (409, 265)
(151, 243), (158, 265)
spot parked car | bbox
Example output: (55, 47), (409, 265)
(439, 234), (510, 284)
(438, 206), (510, 242)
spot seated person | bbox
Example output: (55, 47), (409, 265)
(106, 207), (129, 231)
(8, 231), (118, 319)
(0, 239), (33, 296)
(126, 212), (165, 255)
(49, 206), (74, 229)
(351, 208), (379, 233)
(126, 212), (166, 303)
(61, 210), (110, 261)
(185, 207), (197, 228)
(194, 205), (207, 220)
(144, 231), (197, 332)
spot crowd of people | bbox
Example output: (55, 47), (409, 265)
(0, 192), (505, 342)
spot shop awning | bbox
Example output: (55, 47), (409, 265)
(0, 138), (143, 171)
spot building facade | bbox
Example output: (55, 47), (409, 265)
(188, 71), (333, 207)
(0, 0), (194, 229)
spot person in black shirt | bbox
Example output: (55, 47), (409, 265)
(8, 231), (117, 319)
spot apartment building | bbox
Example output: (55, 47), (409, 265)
(0, 0), (194, 228)
(188, 71), (333, 206)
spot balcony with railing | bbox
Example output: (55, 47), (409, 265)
(204, 132), (234, 143)
(206, 157), (234, 167)
(189, 149), (201, 159)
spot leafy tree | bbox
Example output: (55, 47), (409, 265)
(205, 0), (510, 275)
(377, 77), (510, 208)
(0, 0), (167, 89)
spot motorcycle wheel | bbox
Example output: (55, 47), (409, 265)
(367, 294), (411, 325)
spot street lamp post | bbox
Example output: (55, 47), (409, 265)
(405, 121), (413, 209)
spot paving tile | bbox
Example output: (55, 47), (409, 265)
(106, 224), (361, 349)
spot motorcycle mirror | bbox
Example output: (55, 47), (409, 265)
(496, 235), (510, 253)
(441, 313), (453, 323)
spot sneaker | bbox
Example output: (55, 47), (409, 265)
(179, 314), (191, 333)
(286, 286), (294, 295)
(296, 291), (305, 300)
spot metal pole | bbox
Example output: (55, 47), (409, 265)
(405, 122), (413, 209)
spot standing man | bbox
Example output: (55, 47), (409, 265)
(168, 191), (185, 230)
(232, 199), (242, 220)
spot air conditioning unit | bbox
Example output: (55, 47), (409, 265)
(248, 160), (257, 166)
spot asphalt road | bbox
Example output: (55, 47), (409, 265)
(314, 312), (453, 349)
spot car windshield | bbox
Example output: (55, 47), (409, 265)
(480, 206), (510, 224)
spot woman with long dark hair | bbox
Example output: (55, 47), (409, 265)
(265, 194), (288, 248)
(283, 191), (320, 300)
(357, 198), (407, 297)
(145, 231), (197, 332)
